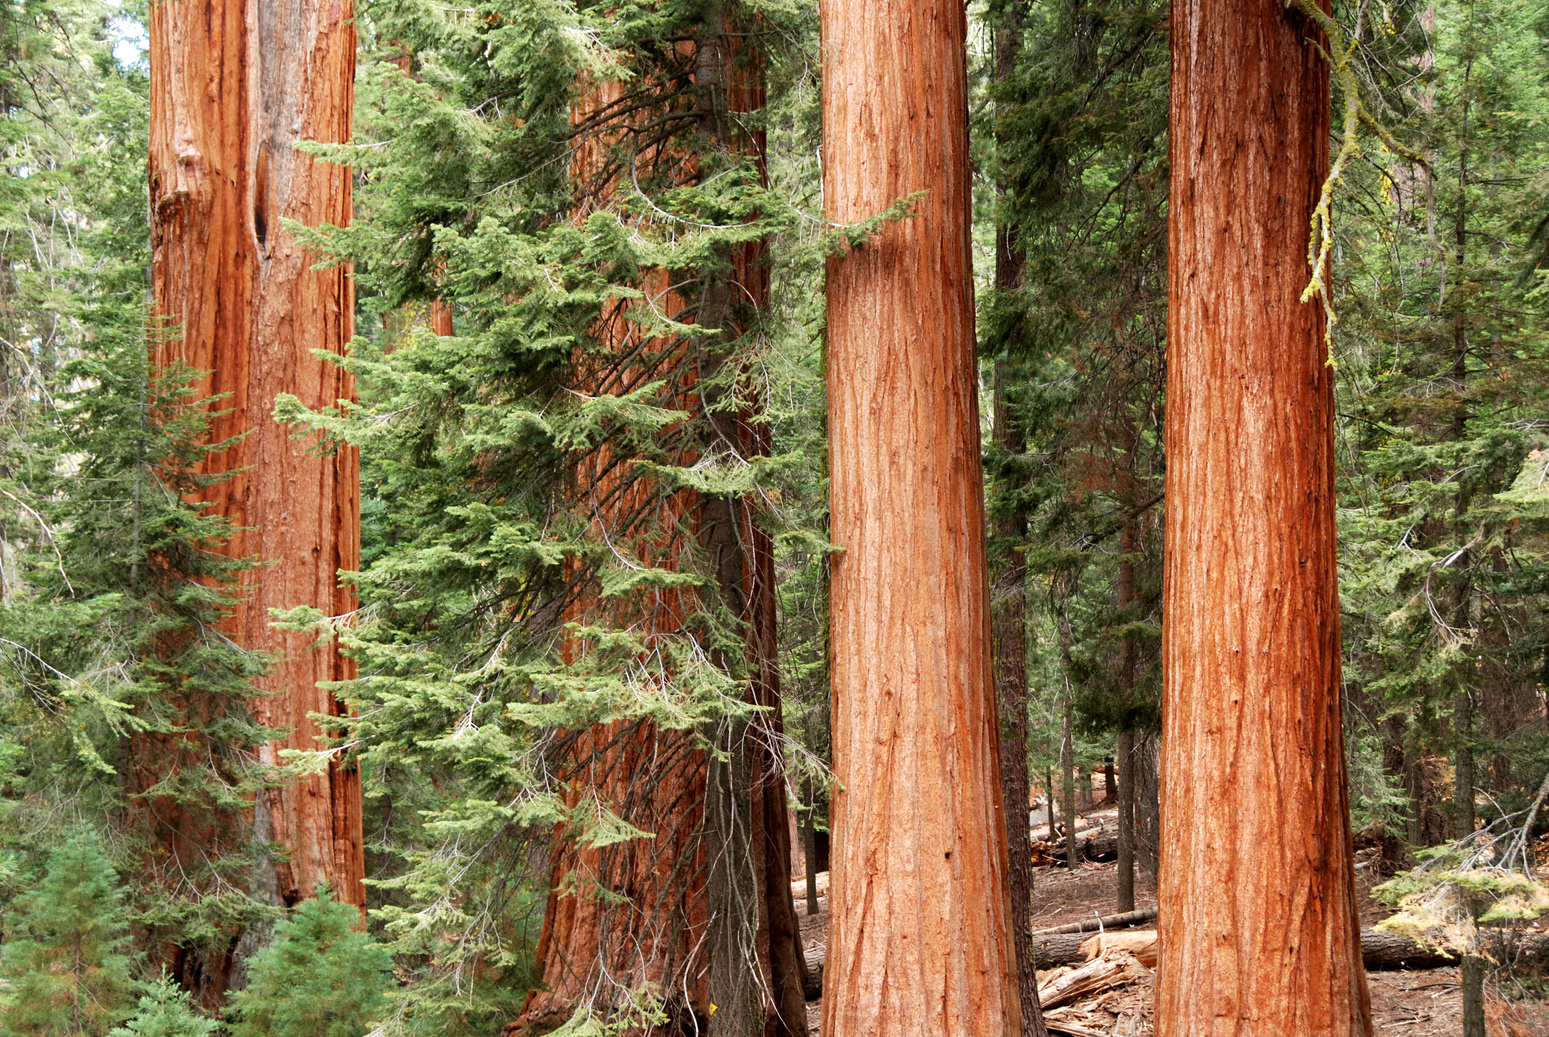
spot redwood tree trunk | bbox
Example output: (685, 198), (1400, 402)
(821, 0), (1023, 1031)
(514, 16), (806, 1034)
(148, 0), (365, 920)
(1159, 0), (1372, 1033)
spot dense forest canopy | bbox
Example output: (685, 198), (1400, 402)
(0, 0), (1546, 1033)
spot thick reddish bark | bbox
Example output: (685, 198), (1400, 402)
(820, 0), (1022, 1032)
(147, 0), (364, 921)
(514, 20), (805, 1034)
(1158, 1), (1372, 1033)
(515, 718), (712, 1034)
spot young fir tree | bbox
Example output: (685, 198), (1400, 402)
(108, 976), (219, 1037)
(225, 890), (393, 1037)
(0, 830), (137, 1037)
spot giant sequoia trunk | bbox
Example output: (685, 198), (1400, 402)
(1158, 1), (1372, 1034)
(147, 0), (364, 937)
(512, 18), (806, 1035)
(821, 0), (1024, 1032)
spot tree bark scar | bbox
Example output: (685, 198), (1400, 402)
(253, 140), (269, 249)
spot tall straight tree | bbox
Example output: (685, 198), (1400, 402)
(148, 0), (366, 914)
(821, 0), (1028, 1032)
(511, 12), (807, 1035)
(1158, 0), (1372, 1033)
(986, 4), (1049, 1030)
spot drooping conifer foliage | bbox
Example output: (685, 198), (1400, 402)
(274, 1), (833, 1030)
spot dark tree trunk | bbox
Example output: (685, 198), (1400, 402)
(1056, 578), (1080, 871)
(1047, 768), (1057, 841)
(1461, 953), (1486, 1037)
(989, 15), (1045, 1015)
(1116, 728), (1136, 913)
(803, 777), (821, 916)
(993, 374), (1048, 1037)
(1116, 522), (1137, 913)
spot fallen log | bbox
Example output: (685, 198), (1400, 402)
(800, 928), (1471, 999)
(1045, 930), (1458, 972)
(1042, 832), (1118, 864)
(1036, 955), (1131, 1010)
(803, 950), (822, 1001)
(1042, 1019), (1108, 1037)
(1036, 906), (1158, 935)
(1360, 930), (1459, 971)
(1078, 931), (1158, 968)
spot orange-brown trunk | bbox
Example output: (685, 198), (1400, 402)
(148, 0), (364, 915)
(1158, 0), (1372, 1033)
(514, 19), (805, 1033)
(820, 0), (1023, 1032)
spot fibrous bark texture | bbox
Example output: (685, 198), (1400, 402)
(514, 22), (806, 1033)
(821, 0), (1023, 1032)
(1159, 1), (1372, 1034)
(148, 0), (364, 914)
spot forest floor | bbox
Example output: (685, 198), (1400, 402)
(793, 801), (1549, 1035)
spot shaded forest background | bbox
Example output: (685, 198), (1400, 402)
(0, 0), (1547, 1032)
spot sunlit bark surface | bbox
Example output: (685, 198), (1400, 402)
(147, 0), (365, 920)
(1159, 1), (1372, 1033)
(820, 0), (1023, 1033)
